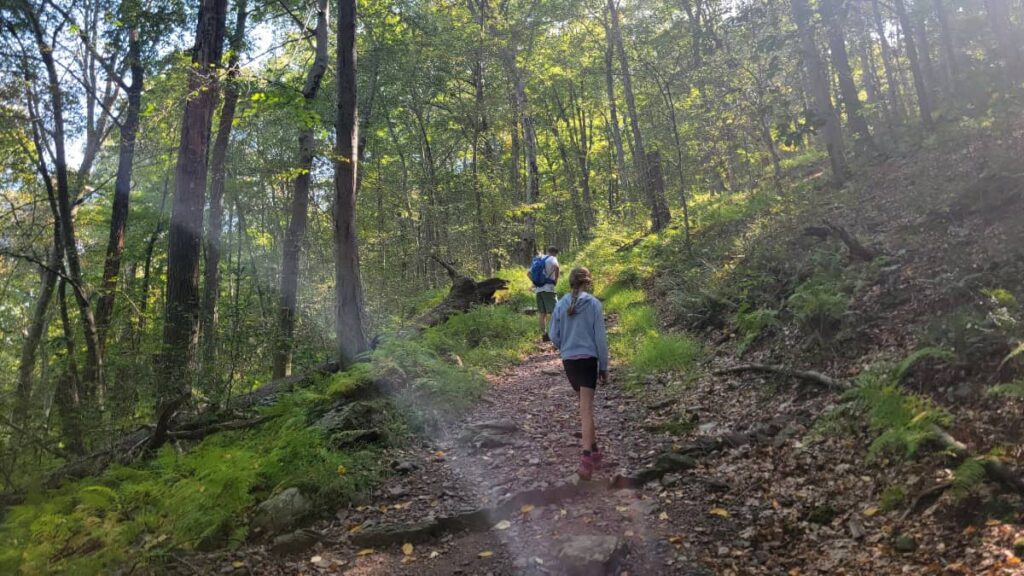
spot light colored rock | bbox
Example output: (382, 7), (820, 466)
(253, 488), (312, 535)
(557, 535), (626, 575)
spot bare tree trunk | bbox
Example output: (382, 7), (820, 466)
(894, 0), (934, 129)
(96, 31), (144, 352)
(274, 0), (329, 379)
(984, 0), (1023, 83)
(820, 0), (877, 154)
(608, 0), (670, 231)
(334, 0), (369, 367)
(931, 0), (959, 94)
(872, 0), (904, 124)
(792, 0), (849, 186)
(201, 0), (248, 387)
(156, 0), (229, 449)
(602, 17), (629, 195)
(56, 279), (84, 455)
(16, 245), (58, 419)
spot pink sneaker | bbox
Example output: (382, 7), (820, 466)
(592, 448), (603, 470)
(578, 454), (594, 480)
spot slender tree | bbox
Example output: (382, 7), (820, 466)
(201, 0), (248, 388)
(894, 0), (933, 129)
(792, 0), (849, 186)
(334, 0), (369, 367)
(275, 0), (329, 379)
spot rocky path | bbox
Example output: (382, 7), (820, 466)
(208, 344), (727, 575)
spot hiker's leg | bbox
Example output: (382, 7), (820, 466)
(580, 387), (595, 453)
(538, 312), (547, 335)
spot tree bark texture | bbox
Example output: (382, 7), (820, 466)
(334, 0), (370, 368)
(157, 0), (229, 446)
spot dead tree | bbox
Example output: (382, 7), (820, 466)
(414, 256), (510, 328)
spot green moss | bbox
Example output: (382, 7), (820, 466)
(879, 486), (906, 511)
(420, 305), (534, 369)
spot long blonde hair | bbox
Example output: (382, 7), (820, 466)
(567, 267), (593, 316)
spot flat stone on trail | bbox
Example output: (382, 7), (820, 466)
(557, 535), (627, 575)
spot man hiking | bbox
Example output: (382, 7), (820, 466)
(528, 246), (560, 342)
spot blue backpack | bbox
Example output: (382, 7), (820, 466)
(528, 255), (553, 287)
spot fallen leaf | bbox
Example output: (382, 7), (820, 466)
(401, 556), (415, 564)
(310, 556), (322, 563)
(520, 504), (535, 514)
(402, 543), (414, 556)
(863, 507), (879, 517)
(669, 535), (684, 545)
(493, 520), (511, 530)
(435, 450), (446, 458)
(709, 507), (730, 518)
(624, 529), (635, 537)
(429, 551), (440, 559)
(479, 550), (494, 558)
(232, 561), (245, 569)
(356, 548), (375, 556)
(659, 511), (669, 521)
(615, 505), (629, 513)
(336, 464), (347, 477)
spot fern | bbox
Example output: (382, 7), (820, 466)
(893, 347), (956, 383)
(845, 364), (950, 461)
(952, 457), (988, 499)
(998, 342), (1024, 371)
(988, 380), (1024, 398)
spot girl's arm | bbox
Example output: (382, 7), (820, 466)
(594, 301), (609, 372)
(549, 304), (562, 349)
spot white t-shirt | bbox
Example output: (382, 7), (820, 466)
(533, 256), (559, 293)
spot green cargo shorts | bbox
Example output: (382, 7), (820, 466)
(536, 291), (557, 314)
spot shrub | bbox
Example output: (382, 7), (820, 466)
(735, 306), (778, 353)
(419, 305), (534, 369)
(787, 278), (848, 341)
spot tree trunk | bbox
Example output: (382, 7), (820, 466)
(96, 31), (144, 352)
(16, 244), (59, 419)
(984, 0), (1023, 83)
(201, 0), (248, 387)
(872, 0), (904, 124)
(27, 9), (104, 401)
(156, 0), (229, 449)
(792, 0), (849, 186)
(894, 0), (934, 129)
(931, 0), (959, 94)
(334, 0), (369, 368)
(56, 279), (84, 455)
(603, 18), (629, 195)
(274, 0), (329, 379)
(608, 0), (670, 231)
(509, 59), (540, 263)
(820, 0), (877, 154)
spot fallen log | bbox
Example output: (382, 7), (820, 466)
(802, 219), (880, 262)
(166, 415), (277, 441)
(714, 363), (850, 391)
(413, 256), (509, 328)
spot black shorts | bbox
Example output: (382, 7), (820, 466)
(563, 357), (599, 392)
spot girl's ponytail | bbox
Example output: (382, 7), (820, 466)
(567, 267), (593, 316)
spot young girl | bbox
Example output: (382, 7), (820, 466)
(548, 267), (609, 480)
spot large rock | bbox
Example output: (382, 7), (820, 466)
(270, 529), (320, 555)
(557, 535), (627, 575)
(253, 488), (313, 535)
